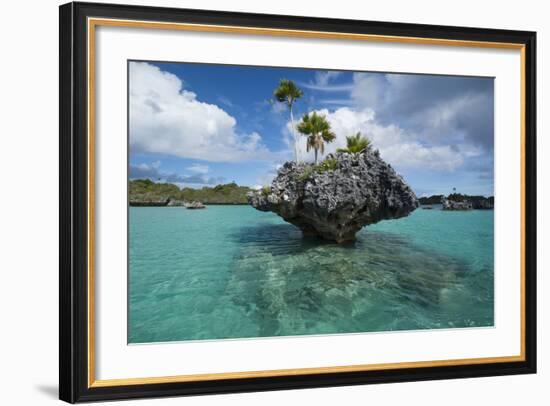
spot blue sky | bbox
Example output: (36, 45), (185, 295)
(129, 61), (494, 197)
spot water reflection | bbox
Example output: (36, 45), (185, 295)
(129, 207), (494, 343)
(227, 223), (471, 337)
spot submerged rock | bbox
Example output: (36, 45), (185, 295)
(247, 151), (419, 243)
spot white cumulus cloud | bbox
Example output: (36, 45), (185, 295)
(314, 71), (342, 87)
(290, 107), (470, 171)
(186, 164), (209, 174)
(129, 62), (274, 162)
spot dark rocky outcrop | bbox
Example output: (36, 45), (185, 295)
(419, 194), (494, 210)
(185, 201), (206, 209)
(247, 151), (419, 243)
(129, 198), (170, 207)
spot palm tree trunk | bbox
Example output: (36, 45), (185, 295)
(289, 106), (299, 163)
(314, 148), (318, 164)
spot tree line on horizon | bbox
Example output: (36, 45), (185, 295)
(129, 179), (253, 205)
(419, 194), (494, 206)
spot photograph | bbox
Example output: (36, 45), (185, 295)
(128, 60), (495, 344)
(0, 0), (543, 403)
(53, 1), (537, 402)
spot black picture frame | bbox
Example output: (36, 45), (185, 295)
(59, 1), (537, 403)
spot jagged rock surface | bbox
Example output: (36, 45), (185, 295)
(247, 151), (419, 243)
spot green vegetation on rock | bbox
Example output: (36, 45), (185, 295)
(316, 157), (338, 173)
(297, 165), (315, 182)
(337, 132), (371, 155)
(418, 194), (445, 205)
(129, 179), (181, 205)
(296, 157), (339, 182)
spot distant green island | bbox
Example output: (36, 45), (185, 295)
(130, 179), (495, 210)
(419, 194), (494, 209)
(129, 179), (253, 206)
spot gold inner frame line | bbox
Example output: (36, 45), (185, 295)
(87, 17), (527, 388)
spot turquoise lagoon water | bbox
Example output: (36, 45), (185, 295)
(129, 206), (494, 343)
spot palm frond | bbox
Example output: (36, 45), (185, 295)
(339, 132), (371, 154)
(297, 112), (336, 163)
(273, 79), (303, 105)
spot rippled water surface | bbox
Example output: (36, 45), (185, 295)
(129, 206), (494, 343)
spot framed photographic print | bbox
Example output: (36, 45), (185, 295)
(59, 1), (537, 403)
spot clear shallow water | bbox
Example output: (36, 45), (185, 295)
(129, 206), (494, 343)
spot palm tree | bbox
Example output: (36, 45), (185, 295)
(337, 132), (371, 155)
(274, 79), (303, 162)
(297, 112), (336, 164)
